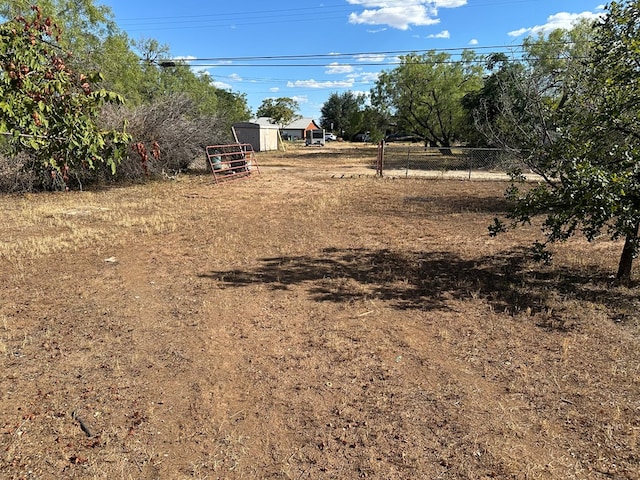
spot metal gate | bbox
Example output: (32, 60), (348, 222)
(205, 143), (260, 184)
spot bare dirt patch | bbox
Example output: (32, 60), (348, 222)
(1, 144), (639, 479)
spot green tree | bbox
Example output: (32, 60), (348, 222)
(0, 7), (130, 188)
(153, 57), (250, 121)
(91, 33), (147, 105)
(489, 1), (640, 282)
(320, 91), (367, 139)
(371, 50), (483, 146)
(0, 0), (116, 69)
(1, 1), (153, 107)
(461, 53), (528, 147)
(213, 88), (251, 125)
(467, 24), (594, 152)
(1, 1), (251, 123)
(256, 97), (300, 126)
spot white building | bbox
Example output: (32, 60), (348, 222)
(232, 118), (280, 152)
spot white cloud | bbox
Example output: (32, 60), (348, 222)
(169, 55), (210, 76)
(269, 87), (280, 93)
(292, 95), (309, 104)
(427, 30), (450, 38)
(326, 62), (355, 74)
(349, 6), (439, 30)
(468, 38), (478, 45)
(355, 71), (381, 83)
(200, 59), (233, 68)
(355, 53), (388, 62)
(228, 73), (243, 81)
(508, 11), (603, 37)
(213, 81), (232, 90)
(347, 1), (466, 30)
(347, 0), (466, 7)
(173, 55), (196, 62)
(346, 71), (381, 85)
(287, 79), (354, 89)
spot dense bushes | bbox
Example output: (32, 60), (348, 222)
(0, 4), (248, 193)
(100, 93), (233, 180)
(0, 93), (233, 192)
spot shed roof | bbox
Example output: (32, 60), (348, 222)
(235, 119), (280, 129)
(248, 117), (280, 126)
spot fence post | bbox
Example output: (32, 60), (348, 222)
(377, 140), (385, 177)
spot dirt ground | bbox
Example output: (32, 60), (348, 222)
(1, 143), (639, 479)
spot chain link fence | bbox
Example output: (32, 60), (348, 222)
(376, 144), (528, 180)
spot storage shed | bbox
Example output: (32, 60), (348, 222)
(232, 119), (280, 152)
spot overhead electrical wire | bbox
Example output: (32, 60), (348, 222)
(114, 0), (540, 32)
(150, 42), (584, 69)
(179, 44), (530, 62)
(118, 0), (584, 91)
(116, 0), (584, 71)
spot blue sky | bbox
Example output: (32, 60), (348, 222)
(102, 0), (603, 120)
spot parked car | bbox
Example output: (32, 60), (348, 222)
(325, 133), (337, 141)
(385, 132), (422, 143)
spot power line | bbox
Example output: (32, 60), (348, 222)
(152, 45), (591, 70)
(114, 2), (357, 31)
(114, 0), (541, 32)
(152, 40), (585, 67)
(115, 2), (350, 23)
(178, 44), (528, 62)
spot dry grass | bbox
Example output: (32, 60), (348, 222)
(0, 143), (639, 479)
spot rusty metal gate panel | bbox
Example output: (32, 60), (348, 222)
(205, 143), (260, 184)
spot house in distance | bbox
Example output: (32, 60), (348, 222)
(280, 118), (321, 142)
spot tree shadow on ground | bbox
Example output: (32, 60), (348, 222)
(199, 247), (635, 322)
(401, 195), (512, 215)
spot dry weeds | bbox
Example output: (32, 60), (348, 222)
(0, 143), (638, 479)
